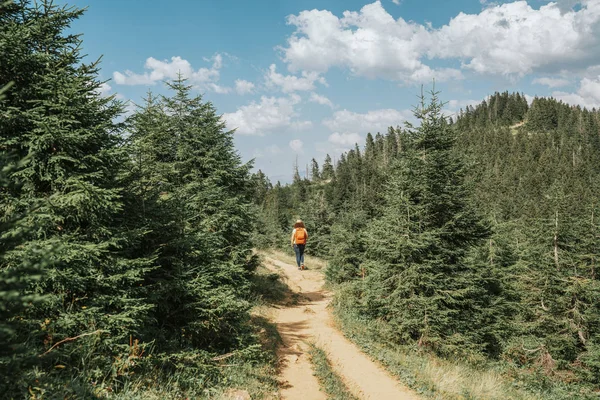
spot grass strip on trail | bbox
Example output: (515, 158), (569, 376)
(308, 343), (359, 400)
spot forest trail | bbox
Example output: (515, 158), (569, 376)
(263, 252), (419, 400)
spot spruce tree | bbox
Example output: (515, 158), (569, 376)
(310, 158), (320, 181)
(0, 1), (153, 395)
(361, 89), (492, 356)
(321, 154), (335, 180)
(126, 76), (257, 353)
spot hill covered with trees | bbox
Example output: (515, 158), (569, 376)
(253, 90), (600, 396)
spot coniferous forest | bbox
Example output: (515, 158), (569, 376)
(3, 1), (600, 399)
(253, 91), (600, 395)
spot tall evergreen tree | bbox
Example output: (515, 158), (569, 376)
(0, 1), (153, 395)
(310, 158), (320, 181)
(361, 89), (492, 356)
(125, 76), (257, 352)
(321, 154), (335, 180)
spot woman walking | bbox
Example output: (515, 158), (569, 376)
(291, 219), (308, 270)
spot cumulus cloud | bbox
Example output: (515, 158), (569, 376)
(281, 2), (463, 84)
(289, 139), (304, 152)
(206, 83), (231, 94)
(291, 120), (313, 131)
(524, 94), (536, 106)
(323, 108), (413, 134)
(309, 93), (334, 108)
(113, 54), (231, 93)
(553, 75), (600, 109)
(446, 99), (481, 110)
(95, 82), (125, 100)
(235, 79), (255, 95)
(280, 1), (600, 83)
(432, 1), (600, 76)
(318, 108), (412, 155)
(265, 64), (326, 93)
(222, 94), (310, 135)
(443, 98), (482, 117)
(329, 132), (362, 146)
(98, 82), (113, 97)
(533, 77), (571, 88)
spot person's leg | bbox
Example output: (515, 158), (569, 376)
(293, 244), (301, 268)
(298, 244), (305, 269)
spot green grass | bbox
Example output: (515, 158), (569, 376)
(308, 344), (359, 400)
(331, 282), (597, 400)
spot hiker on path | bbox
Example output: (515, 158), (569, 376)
(291, 220), (308, 270)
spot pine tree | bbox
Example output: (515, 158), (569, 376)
(126, 76), (257, 352)
(310, 158), (320, 181)
(361, 88), (492, 356)
(0, 1), (153, 395)
(321, 154), (335, 180)
(0, 151), (59, 394)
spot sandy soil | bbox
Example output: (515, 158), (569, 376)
(264, 255), (420, 400)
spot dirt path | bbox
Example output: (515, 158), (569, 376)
(264, 255), (419, 400)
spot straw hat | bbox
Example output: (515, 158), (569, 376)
(294, 219), (305, 229)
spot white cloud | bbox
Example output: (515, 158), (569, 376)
(323, 108), (413, 134)
(235, 79), (255, 95)
(533, 77), (571, 88)
(446, 99), (481, 110)
(95, 82), (125, 100)
(329, 132), (362, 146)
(289, 139), (304, 152)
(222, 94), (310, 135)
(206, 83), (231, 94)
(443, 98), (482, 117)
(281, 1), (600, 82)
(524, 94), (536, 106)
(113, 54), (231, 93)
(309, 92), (334, 108)
(553, 75), (600, 109)
(392, 0), (401, 4)
(432, 1), (600, 76)
(319, 108), (413, 155)
(291, 120), (313, 131)
(98, 82), (113, 97)
(281, 2), (463, 84)
(265, 64), (326, 93)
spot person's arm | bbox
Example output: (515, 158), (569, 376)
(291, 229), (296, 246)
(305, 229), (309, 242)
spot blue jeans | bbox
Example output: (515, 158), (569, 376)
(293, 244), (305, 267)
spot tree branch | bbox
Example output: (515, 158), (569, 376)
(40, 330), (104, 357)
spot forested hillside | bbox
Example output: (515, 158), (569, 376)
(0, 2), (276, 398)
(253, 90), (600, 396)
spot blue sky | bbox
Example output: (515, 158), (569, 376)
(63, 0), (600, 183)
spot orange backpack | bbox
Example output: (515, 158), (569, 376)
(295, 228), (307, 244)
